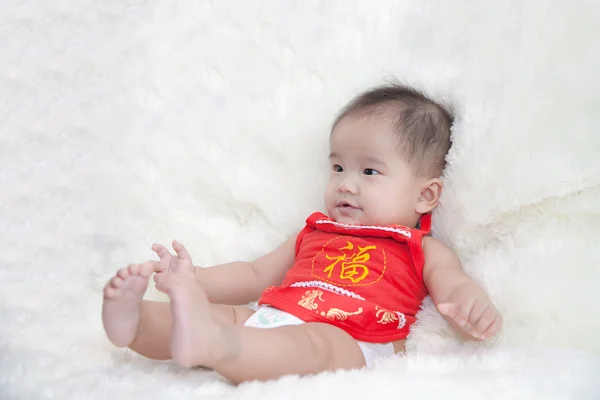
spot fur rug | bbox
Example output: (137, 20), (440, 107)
(1, 1), (599, 398)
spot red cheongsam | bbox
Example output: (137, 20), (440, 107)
(258, 212), (431, 343)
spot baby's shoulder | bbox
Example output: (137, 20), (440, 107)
(421, 235), (459, 262)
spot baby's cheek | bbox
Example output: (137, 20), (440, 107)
(323, 191), (336, 213)
(371, 196), (397, 221)
(364, 196), (384, 218)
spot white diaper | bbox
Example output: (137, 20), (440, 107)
(243, 305), (395, 368)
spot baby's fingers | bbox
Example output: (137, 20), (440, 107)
(481, 314), (503, 340)
(438, 302), (470, 328)
(172, 240), (192, 262)
(466, 299), (488, 327)
(437, 303), (460, 319)
(139, 260), (163, 275)
(470, 307), (494, 339)
(152, 243), (173, 260)
(439, 301), (473, 330)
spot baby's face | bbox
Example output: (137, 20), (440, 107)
(325, 115), (425, 227)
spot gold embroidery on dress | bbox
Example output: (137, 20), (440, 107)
(375, 306), (399, 324)
(298, 290), (324, 310)
(311, 236), (387, 288)
(324, 241), (376, 283)
(321, 307), (363, 321)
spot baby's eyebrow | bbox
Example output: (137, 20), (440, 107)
(364, 156), (386, 165)
(328, 152), (339, 159)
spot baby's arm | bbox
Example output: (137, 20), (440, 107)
(193, 234), (297, 305)
(422, 236), (503, 340)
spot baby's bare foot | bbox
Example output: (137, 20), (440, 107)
(101, 262), (158, 347)
(153, 240), (227, 368)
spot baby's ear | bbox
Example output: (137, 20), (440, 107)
(415, 178), (443, 214)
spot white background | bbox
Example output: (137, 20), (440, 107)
(1, 1), (599, 398)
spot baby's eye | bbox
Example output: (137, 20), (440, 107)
(332, 164), (343, 172)
(363, 168), (380, 175)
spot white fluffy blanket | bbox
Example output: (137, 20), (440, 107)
(1, 1), (599, 398)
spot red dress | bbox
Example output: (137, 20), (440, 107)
(258, 212), (431, 343)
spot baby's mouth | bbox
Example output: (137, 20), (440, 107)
(337, 201), (359, 209)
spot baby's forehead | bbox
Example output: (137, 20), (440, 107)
(332, 112), (397, 136)
(330, 134), (405, 164)
(332, 114), (400, 143)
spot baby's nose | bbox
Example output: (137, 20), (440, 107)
(338, 177), (358, 194)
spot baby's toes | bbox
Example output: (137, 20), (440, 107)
(127, 263), (141, 275)
(103, 277), (122, 298)
(138, 261), (160, 278)
(103, 284), (117, 299)
(109, 275), (124, 289)
(116, 266), (132, 280)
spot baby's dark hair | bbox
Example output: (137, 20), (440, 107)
(332, 83), (454, 178)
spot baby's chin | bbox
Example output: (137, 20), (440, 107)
(332, 215), (363, 225)
(328, 208), (403, 227)
(328, 208), (367, 226)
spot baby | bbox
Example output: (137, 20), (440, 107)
(102, 83), (503, 384)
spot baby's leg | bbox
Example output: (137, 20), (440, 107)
(218, 322), (365, 383)
(101, 263), (254, 360)
(159, 262), (366, 383)
(128, 301), (255, 360)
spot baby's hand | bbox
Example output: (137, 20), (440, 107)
(437, 297), (503, 341)
(151, 240), (195, 291)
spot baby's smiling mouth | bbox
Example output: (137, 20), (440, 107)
(337, 200), (359, 209)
